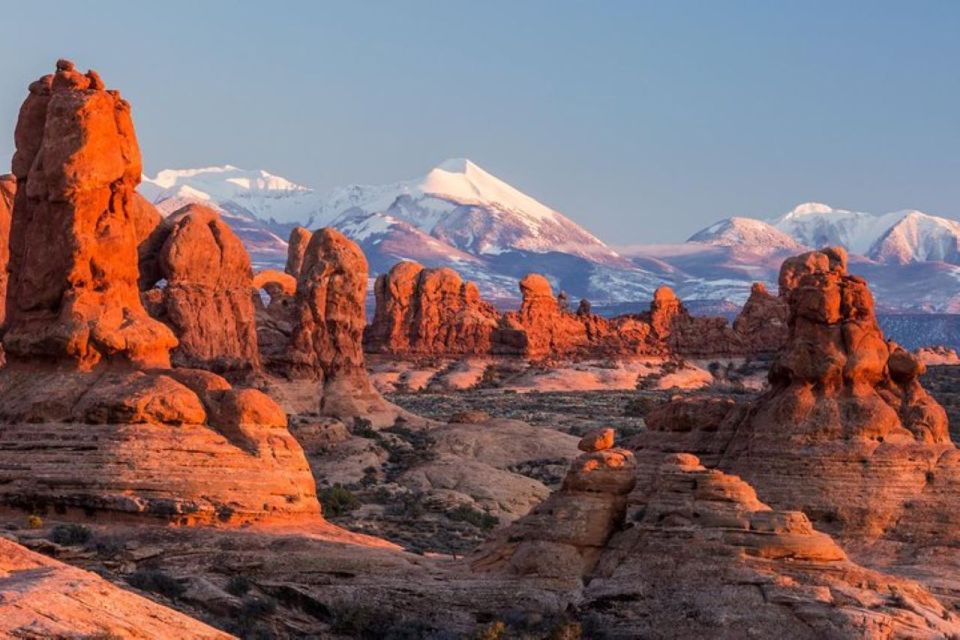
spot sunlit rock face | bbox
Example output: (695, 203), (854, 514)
(0, 61), (319, 525)
(365, 260), (501, 356)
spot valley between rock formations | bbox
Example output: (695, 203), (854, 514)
(2, 60), (960, 640)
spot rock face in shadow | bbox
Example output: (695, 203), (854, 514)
(0, 174), (13, 325)
(365, 261), (500, 355)
(0, 536), (231, 639)
(147, 203), (261, 376)
(732, 281), (789, 352)
(635, 248), (960, 604)
(0, 61), (319, 525)
(4, 61), (176, 369)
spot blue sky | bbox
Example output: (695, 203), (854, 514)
(1, 1), (958, 243)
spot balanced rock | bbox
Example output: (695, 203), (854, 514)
(150, 204), (261, 375)
(578, 427), (614, 452)
(365, 261), (500, 355)
(4, 63), (176, 369)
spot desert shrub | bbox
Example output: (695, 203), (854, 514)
(226, 574), (253, 596)
(448, 504), (499, 531)
(351, 417), (380, 440)
(27, 514), (43, 529)
(319, 485), (360, 517)
(128, 569), (186, 599)
(475, 621), (506, 640)
(49, 523), (92, 546)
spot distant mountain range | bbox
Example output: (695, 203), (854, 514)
(140, 161), (960, 313)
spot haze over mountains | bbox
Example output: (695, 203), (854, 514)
(140, 160), (960, 313)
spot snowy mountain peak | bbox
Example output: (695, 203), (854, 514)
(688, 217), (802, 250)
(781, 202), (843, 218)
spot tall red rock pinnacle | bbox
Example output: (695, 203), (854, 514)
(732, 281), (788, 352)
(365, 261), (501, 355)
(0, 175), (14, 325)
(285, 225), (312, 280)
(4, 60), (176, 369)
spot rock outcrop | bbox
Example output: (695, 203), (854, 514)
(0, 61), (319, 524)
(472, 429), (636, 580)
(584, 453), (960, 638)
(732, 281), (789, 352)
(365, 261), (500, 355)
(0, 536), (231, 638)
(494, 274), (590, 358)
(285, 225), (312, 279)
(146, 204), (261, 375)
(4, 61), (176, 369)
(0, 174), (14, 325)
(636, 248), (960, 601)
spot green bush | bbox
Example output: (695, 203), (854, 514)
(49, 523), (92, 546)
(319, 485), (360, 517)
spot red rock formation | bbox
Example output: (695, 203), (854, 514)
(732, 281), (789, 352)
(635, 248), (960, 602)
(648, 285), (746, 356)
(4, 60), (177, 369)
(285, 225), (312, 279)
(0, 61), (319, 524)
(0, 174), (14, 325)
(494, 274), (592, 358)
(149, 203), (261, 375)
(365, 261), (500, 355)
(0, 536), (232, 638)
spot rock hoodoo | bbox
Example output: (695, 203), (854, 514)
(0, 174), (13, 325)
(146, 203), (262, 376)
(637, 248), (960, 598)
(0, 61), (319, 524)
(732, 281), (789, 353)
(365, 261), (500, 355)
(4, 62), (176, 369)
(285, 225), (312, 279)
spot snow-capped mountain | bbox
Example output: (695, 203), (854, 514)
(688, 217), (802, 251)
(140, 159), (653, 303)
(139, 162), (960, 314)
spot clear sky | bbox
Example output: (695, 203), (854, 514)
(1, 1), (958, 243)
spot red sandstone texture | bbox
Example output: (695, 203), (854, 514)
(4, 61), (176, 369)
(0, 61), (319, 524)
(366, 265), (786, 359)
(0, 174), (13, 326)
(144, 203), (261, 375)
(635, 247), (960, 605)
(285, 225), (312, 280)
(364, 261), (501, 355)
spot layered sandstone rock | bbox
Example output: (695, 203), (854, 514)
(494, 274), (590, 359)
(584, 453), (960, 638)
(0, 175), (14, 325)
(471, 429), (636, 580)
(635, 248), (960, 598)
(732, 281), (789, 352)
(0, 61), (319, 524)
(4, 61), (176, 369)
(648, 285), (746, 356)
(0, 536), (231, 639)
(365, 261), (500, 355)
(148, 204), (261, 375)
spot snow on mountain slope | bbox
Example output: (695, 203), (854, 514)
(771, 202), (905, 254)
(867, 211), (960, 264)
(688, 217), (802, 250)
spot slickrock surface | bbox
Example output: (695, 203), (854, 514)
(585, 453), (960, 639)
(148, 204), (261, 375)
(0, 62), (319, 524)
(5, 62), (177, 369)
(636, 248), (960, 602)
(365, 261), (501, 355)
(0, 536), (232, 639)
(0, 174), (14, 325)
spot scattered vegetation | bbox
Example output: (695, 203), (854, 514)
(48, 523), (92, 546)
(318, 484), (361, 517)
(329, 602), (440, 639)
(127, 569), (186, 600)
(447, 504), (499, 531)
(26, 514), (43, 529)
(225, 574), (253, 596)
